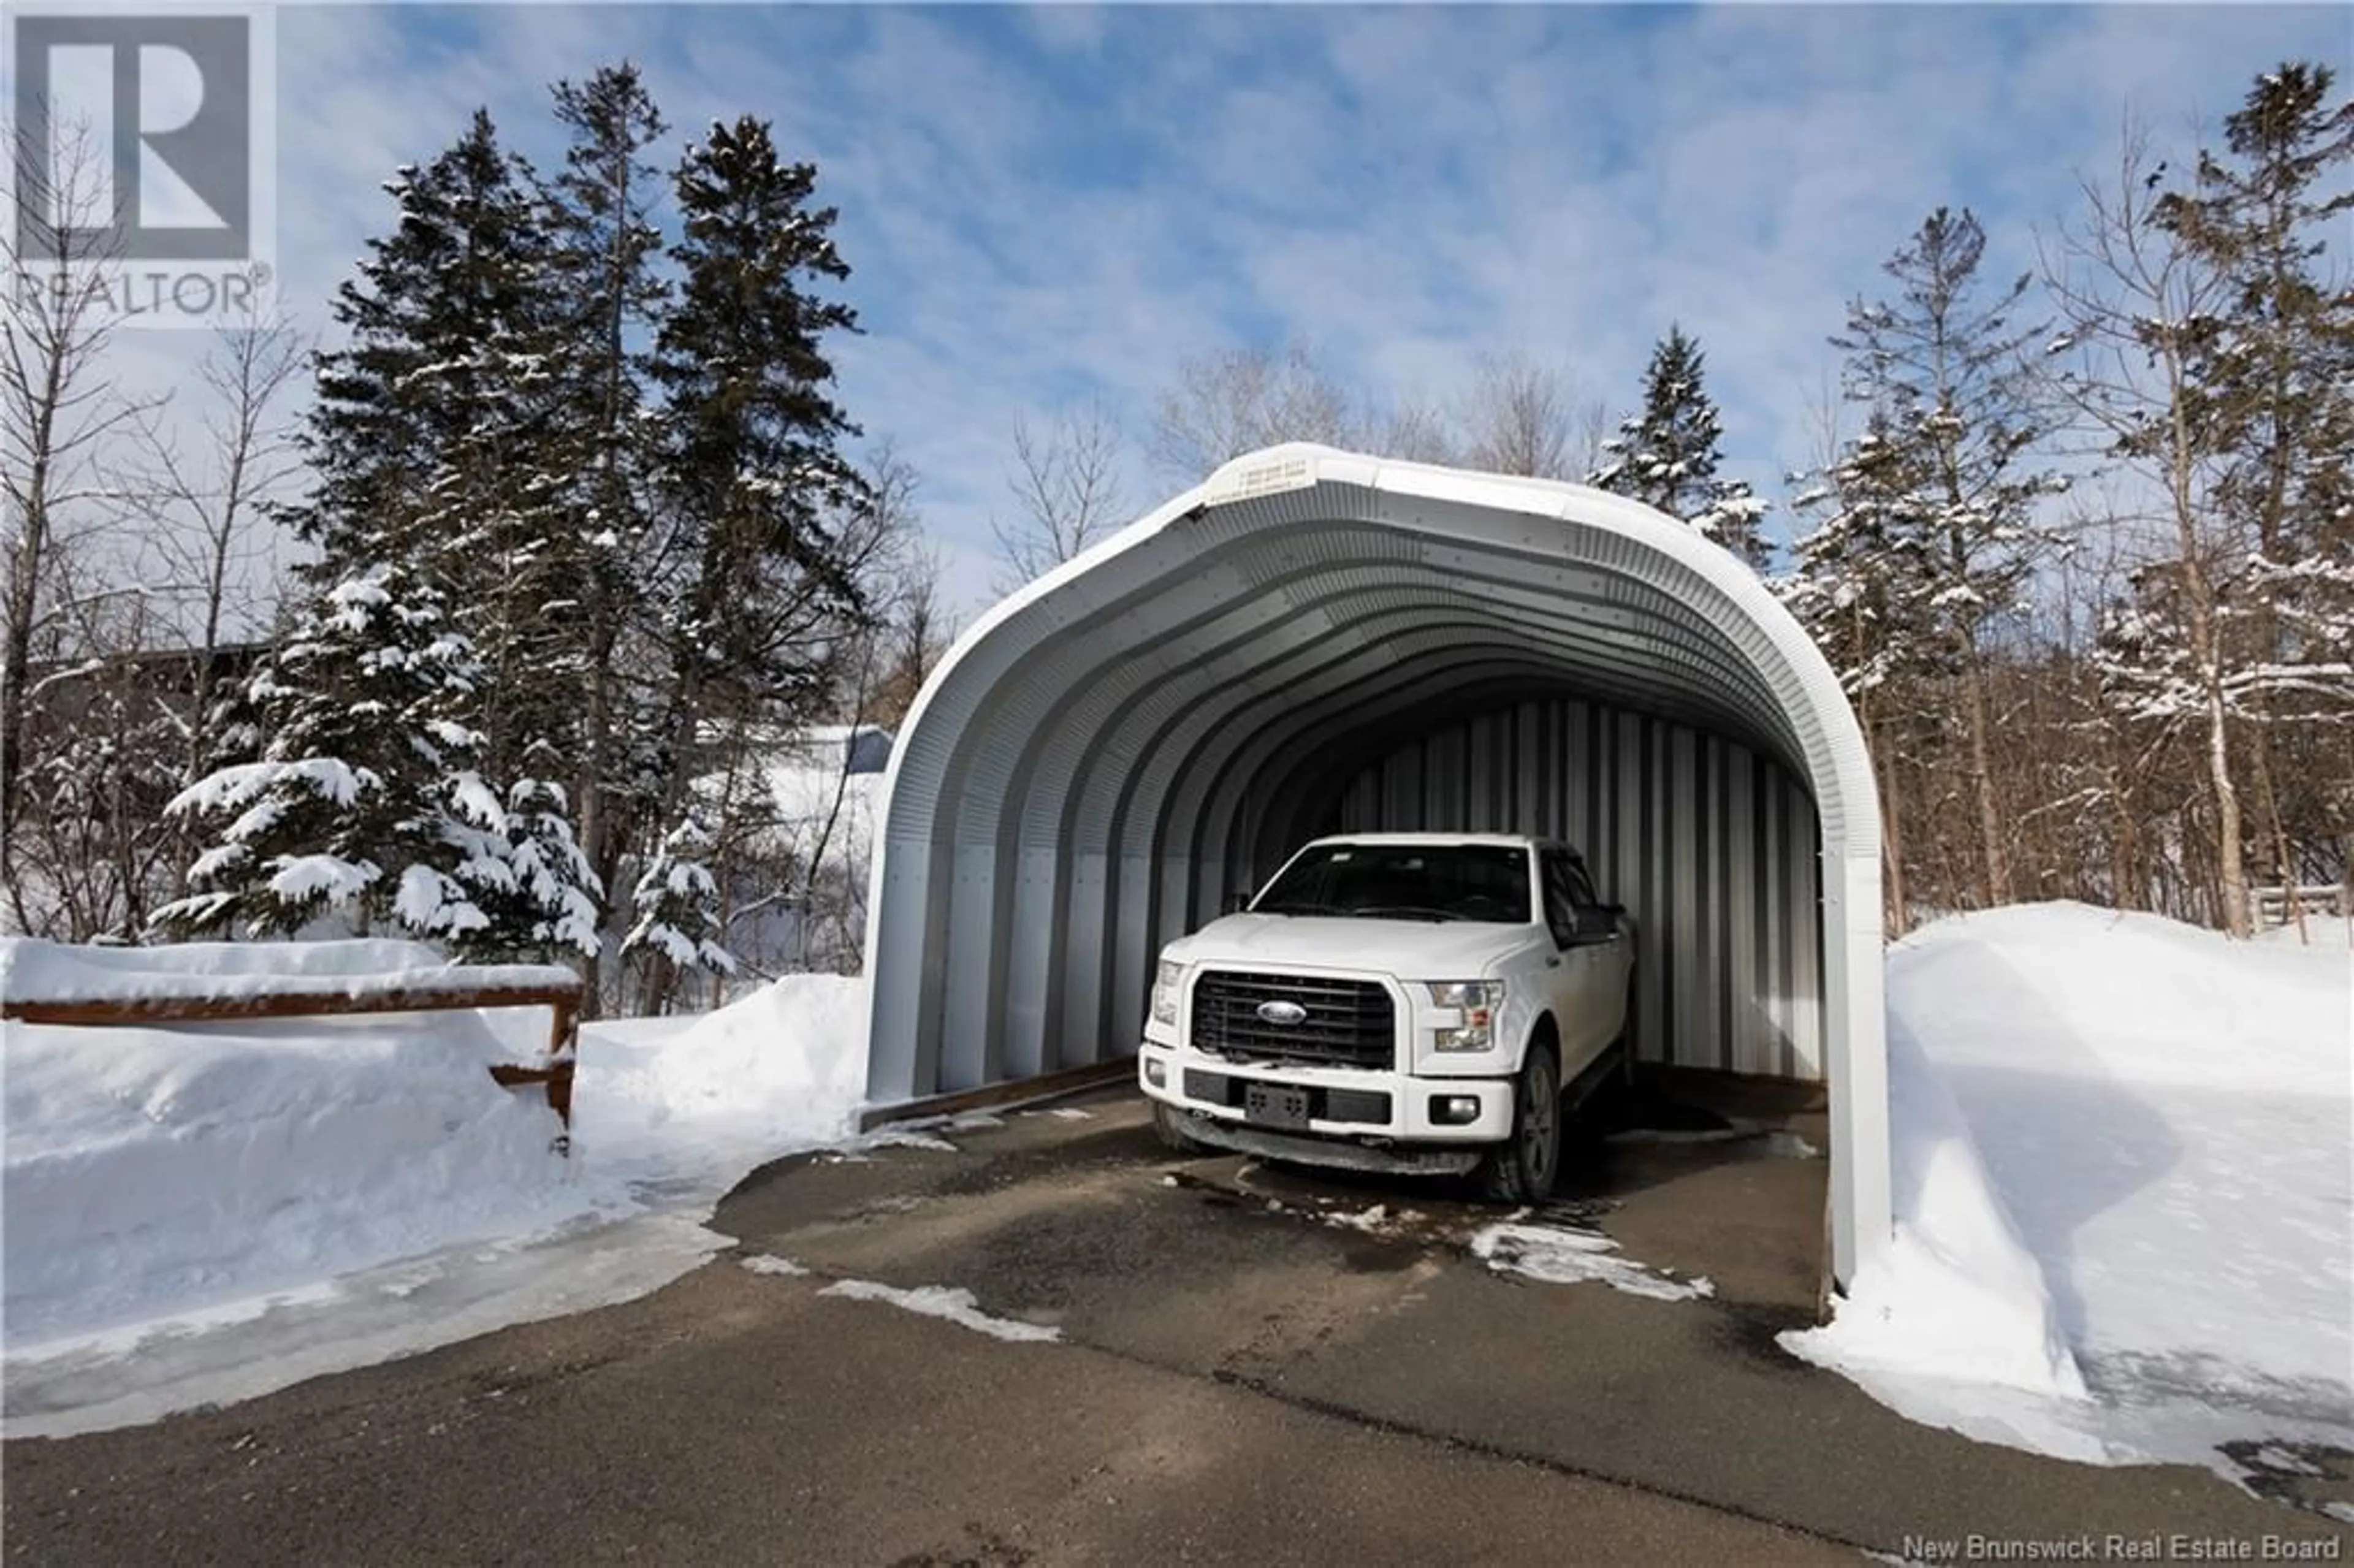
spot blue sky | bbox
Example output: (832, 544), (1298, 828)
(61, 3), (2354, 622)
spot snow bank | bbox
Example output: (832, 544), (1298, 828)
(4, 944), (872, 1405)
(1783, 1018), (2087, 1397)
(1, 936), (579, 1007)
(1788, 902), (2353, 1475)
(3, 1007), (593, 1352)
(576, 973), (869, 1187)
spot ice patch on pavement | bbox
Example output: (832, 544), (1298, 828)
(815, 1127), (961, 1163)
(3, 1211), (729, 1439)
(817, 1281), (1061, 1342)
(739, 1254), (809, 1277)
(1470, 1223), (1715, 1302)
(1316, 1203), (1424, 1235)
(848, 1127), (961, 1155)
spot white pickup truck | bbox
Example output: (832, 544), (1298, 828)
(1137, 833), (1636, 1200)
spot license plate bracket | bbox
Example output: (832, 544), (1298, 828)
(1244, 1082), (1311, 1130)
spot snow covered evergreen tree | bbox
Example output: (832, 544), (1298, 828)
(633, 116), (875, 1005)
(470, 771), (603, 961)
(196, 110), (602, 956)
(1775, 417), (1937, 929)
(620, 814), (736, 1005)
(1590, 326), (1770, 569)
(154, 568), (494, 943)
(541, 64), (673, 954)
(1830, 207), (2062, 908)
(1778, 419), (1937, 704)
(291, 110), (564, 587)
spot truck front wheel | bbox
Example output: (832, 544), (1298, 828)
(1479, 1043), (1561, 1203)
(1152, 1100), (1205, 1154)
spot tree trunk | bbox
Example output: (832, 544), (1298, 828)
(1958, 641), (2012, 906)
(2247, 723), (2306, 942)
(1877, 728), (1909, 936)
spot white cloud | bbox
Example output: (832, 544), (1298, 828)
(42, 2), (2352, 624)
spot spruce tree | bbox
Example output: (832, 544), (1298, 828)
(651, 115), (872, 707)
(291, 110), (561, 585)
(1830, 207), (2062, 908)
(620, 815), (737, 1003)
(1778, 417), (1937, 705)
(194, 109), (601, 957)
(1775, 416), (1937, 929)
(1591, 326), (1770, 568)
(543, 64), (672, 946)
(637, 116), (872, 1003)
(155, 567), (496, 943)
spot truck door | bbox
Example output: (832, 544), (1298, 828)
(1537, 848), (1605, 1075)
(1562, 855), (1632, 1054)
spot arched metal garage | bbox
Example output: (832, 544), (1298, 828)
(861, 444), (1891, 1288)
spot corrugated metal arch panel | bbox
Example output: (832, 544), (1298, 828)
(1331, 699), (1825, 1079)
(862, 444), (1888, 1287)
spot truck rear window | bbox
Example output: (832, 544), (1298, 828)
(1251, 844), (1532, 923)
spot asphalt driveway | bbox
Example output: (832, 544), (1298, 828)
(5, 1083), (2347, 1565)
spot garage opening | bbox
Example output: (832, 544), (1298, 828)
(862, 446), (1889, 1287)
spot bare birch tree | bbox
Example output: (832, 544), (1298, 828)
(134, 291), (306, 791)
(2, 120), (163, 931)
(1456, 350), (1602, 480)
(1146, 340), (1360, 482)
(991, 398), (1127, 591)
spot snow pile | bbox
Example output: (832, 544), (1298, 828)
(1471, 1222), (1716, 1302)
(576, 972), (869, 1189)
(1788, 902), (2353, 1474)
(1782, 1018), (2087, 1399)
(2, 1003), (595, 1352)
(4, 945), (875, 1429)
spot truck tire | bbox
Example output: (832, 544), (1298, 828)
(1152, 1100), (1205, 1154)
(1479, 1041), (1561, 1203)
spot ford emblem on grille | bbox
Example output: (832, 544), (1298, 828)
(1255, 999), (1309, 1026)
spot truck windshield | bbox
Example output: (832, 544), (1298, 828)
(1250, 843), (1532, 923)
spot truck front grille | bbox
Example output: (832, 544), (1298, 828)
(1189, 972), (1396, 1070)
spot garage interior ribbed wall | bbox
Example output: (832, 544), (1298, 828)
(863, 445), (1889, 1286)
(1329, 701), (1825, 1081)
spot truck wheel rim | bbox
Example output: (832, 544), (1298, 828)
(1524, 1059), (1557, 1178)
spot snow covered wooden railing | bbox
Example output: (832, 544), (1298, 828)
(0, 939), (584, 1150)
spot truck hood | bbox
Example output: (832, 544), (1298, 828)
(1165, 915), (1537, 980)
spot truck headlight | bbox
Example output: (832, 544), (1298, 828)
(1426, 980), (1503, 1051)
(1151, 959), (1182, 1026)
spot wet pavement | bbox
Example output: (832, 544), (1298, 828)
(4, 1079), (2347, 1566)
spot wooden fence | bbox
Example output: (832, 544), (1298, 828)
(2, 980), (582, 1151)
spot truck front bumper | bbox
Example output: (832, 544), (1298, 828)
(1137, 1042), (1515, 1149)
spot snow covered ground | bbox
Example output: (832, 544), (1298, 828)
(1786, 902), (2353, 1491)
(8, 900), (2348, 1490)
(2, 943), (871, 1436)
